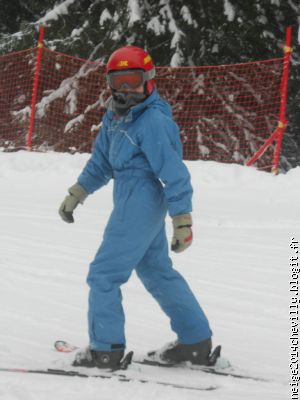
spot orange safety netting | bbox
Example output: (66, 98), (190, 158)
(0, 47), (284, 169)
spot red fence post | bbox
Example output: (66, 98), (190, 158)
(271, 26), (292, 174)
(246, 26), (292, 171)
(27, 25), (44, 150)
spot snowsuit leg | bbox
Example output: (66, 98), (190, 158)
(87, 173), (211, 351)
(135, 225), (212, 344)
(87, 174), (166, 351)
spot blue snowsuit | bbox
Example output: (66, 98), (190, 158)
(77, 89), (212, 351)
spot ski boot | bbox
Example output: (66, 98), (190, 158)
(72, 346), (125, 369)
(148, 338), (217, 366)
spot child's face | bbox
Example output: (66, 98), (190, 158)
(118, 85), (144, 94)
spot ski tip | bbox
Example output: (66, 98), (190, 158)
(54, 340), (78, 353)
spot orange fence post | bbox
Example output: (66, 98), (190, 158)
(246, 26), (292, 171)
(245, 129), (279, 167)
(27, 25), (44, 150)
(271, 26), (292, 174)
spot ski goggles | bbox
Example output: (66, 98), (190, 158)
(107, 69), (155, 91)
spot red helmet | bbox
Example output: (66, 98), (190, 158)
(106, 46), (155, 94)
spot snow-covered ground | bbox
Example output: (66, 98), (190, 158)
(0, 151), (298, 399)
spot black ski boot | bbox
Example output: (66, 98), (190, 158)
(148, 338), (213, 366)
(72, 347), (125, 369)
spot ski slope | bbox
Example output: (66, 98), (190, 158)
(0, 151), (297, 399)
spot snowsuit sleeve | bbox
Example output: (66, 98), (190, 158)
(77, 116), (112, 194)
(139, 110), (193, 217)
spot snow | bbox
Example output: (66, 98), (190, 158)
(71, 27), (84, 38)
(224, 0), (235, 22)
(180, 6), (198, 28)
(15, 59), (104, 125)
(160, 0), (184, 66)
(147, 17), (166, 36)
(99, 9), (112, 26)
(37, 0), (77, 25)
(127, 0), (141, 26)
(0, 150), (297, 399)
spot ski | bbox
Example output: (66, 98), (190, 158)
(0, 363), (218, 392)
(134, 359), (270, 382)
(54, 340), (270, 383)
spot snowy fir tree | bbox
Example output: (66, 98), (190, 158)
(0, 0), (299, 170)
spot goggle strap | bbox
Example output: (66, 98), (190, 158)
(144, 68), (156, 80)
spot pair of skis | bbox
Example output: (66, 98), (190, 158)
(0, 340), (270, 392)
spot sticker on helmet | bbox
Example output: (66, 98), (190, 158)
(144, 55), (152, 64)
(117, 60), (129, 67)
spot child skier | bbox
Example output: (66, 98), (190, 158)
(59, 46), (213, 369)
